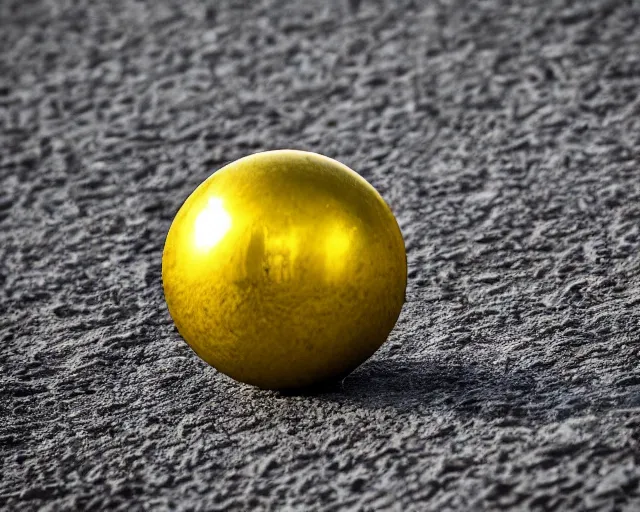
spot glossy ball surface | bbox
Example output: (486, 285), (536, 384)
(162, 150), (407, 389)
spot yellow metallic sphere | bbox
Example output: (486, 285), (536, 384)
(162, 150), (407, 390)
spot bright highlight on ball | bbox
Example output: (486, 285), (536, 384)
(162, 150), (407, 390)
(193, 197), (232, 251)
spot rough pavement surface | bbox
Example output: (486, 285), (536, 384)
(2, 0), (640, 510)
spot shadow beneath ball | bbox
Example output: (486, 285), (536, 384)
(275, 368), (356, 397)
(276, 380), (344, 397)
(310, 356), (623, 423)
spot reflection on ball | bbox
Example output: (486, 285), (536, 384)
(162, 150), (407, 390)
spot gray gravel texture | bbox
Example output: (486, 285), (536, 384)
(2, 0), (640, 510)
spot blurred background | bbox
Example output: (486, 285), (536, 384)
(2, 0), (640, 510)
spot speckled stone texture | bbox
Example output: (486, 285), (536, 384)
(2, 0), (640, 510)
